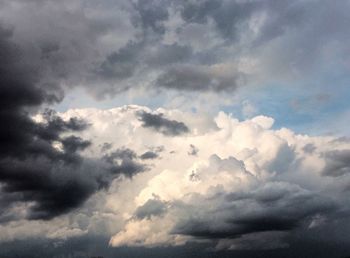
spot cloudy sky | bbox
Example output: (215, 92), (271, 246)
(1, 0), (350, 257)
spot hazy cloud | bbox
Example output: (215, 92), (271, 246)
(156, 64), (243, 92)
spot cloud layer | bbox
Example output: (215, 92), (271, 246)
(1, 105), (348, 253)
(1, 0), (349, 98)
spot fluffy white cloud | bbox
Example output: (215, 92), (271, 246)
(2, 105), (349, 249)
(62, 105), (350, 249)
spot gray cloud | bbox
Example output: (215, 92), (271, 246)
(131, 0), (170, 34)
(302, 143), (316, 154)
(94, 41), (143, 81)
(137, 111), (189, 136)
(322, 150), (350, 177)
(156, 64), (242, 92)
(179, 0), (260, 41)
(0, 25), (146, 220)
(146, 43), (193, 67)
(134, 199), (167, 220)
(103, 148), (147, 178)
(140, 151), (159, 160)
(1, 0), (347, 99)
(0, 24), (99, 220)
(264, 143), (295, 174)
(101, 142), (113, 152)
(172, 182), (336, 240)
(188, 144), (199, 156)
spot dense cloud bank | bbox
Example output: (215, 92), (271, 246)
(1, 106), (349, 255)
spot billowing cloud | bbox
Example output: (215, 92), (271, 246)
(14, 105), (345, 251)
(101, 106), (348, 250)
(0, 105), (349, 255)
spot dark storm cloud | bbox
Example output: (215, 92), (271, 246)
(36, 109), (90, 144)
(0, 25), (97, 220)
(0, 159), (96, 220)
(61, 136), (91, 153)
(134, 199), (167, 220)
(0, 24), (147, 221)
(172, 182), (336, 239)
(137, 111), (189, 136)
(322, 150), (350, 177)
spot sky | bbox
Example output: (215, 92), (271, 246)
(0, 0), (350, 257)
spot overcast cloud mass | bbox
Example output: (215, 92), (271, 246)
(0, 0), (350, 257)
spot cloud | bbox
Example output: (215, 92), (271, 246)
(0, 26), (146, 220)
(1, 0), (349, 100)
(0, 5), (153, 222)
(0, 25), (96, 220)
(1, 0), (350, 255)
(76, 105), (350, 250)
(61, 135), (91, 154)
(172, 181), (335, 239)
(0, 105), (349, 250)
(140, 151), (159, 160)
(132, 0), (170, 34)
(156, 64), (243, 92)
(188, 144), (199, 156)
(179, 0), (260, 40)
(134, 198), (168, 220)
(94, 41), (143, 81)
(322, 150), (350, 177)
(137, 110), (189, 136)
(103, 148), (147, 178)
(146, 43), (193, 67)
